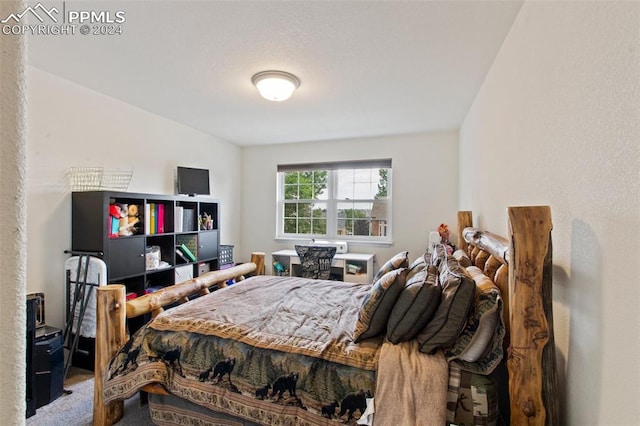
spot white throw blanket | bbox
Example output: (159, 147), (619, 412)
(374, 340), (448, 426)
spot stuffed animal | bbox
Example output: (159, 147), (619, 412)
(437, 223), (455, 255)
(109, 204), (125, 238)
(438, 223), (450, 243)
(118, 204), (140, 236)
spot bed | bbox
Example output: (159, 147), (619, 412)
(93, 207), (559, 425)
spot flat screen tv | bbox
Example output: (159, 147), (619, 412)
(177, 166), (210, 196)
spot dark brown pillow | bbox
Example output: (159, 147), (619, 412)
(430, 244), (448, 269)
(417, 256), (475, 354)
(405, 253), (429, 282)
(353, 268), (407, 342)
(444, 266), (505, 374)
(372, 251), (409, 282)
(386, 265), (441, 344)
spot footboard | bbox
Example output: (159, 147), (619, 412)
(93, 255), (262, 425)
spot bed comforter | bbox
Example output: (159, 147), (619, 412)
(104, 275), (447, 425)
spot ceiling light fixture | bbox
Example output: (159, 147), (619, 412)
(252, 70), (300, 102)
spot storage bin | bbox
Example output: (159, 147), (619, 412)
(220, 245), (234, 265)
(146, 246), (161, 270)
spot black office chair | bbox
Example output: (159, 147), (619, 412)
(294, 245), (337, 280)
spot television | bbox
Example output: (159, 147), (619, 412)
(177, 166), (210, 196)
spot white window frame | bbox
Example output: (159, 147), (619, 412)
(276, 159), (392, 244)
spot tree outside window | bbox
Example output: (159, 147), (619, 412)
(278, 161), (391, 242)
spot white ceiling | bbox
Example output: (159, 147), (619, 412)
(27, 1), (523, 146)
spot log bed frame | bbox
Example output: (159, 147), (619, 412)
(93, 207), (559, 425)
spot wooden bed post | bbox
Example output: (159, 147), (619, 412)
(92, 264), (258, 423)
(251, 252), (265, 275)
(457, 211), (473, 252)
(507, 206), (559, 425)
(93, 284), (127, 426)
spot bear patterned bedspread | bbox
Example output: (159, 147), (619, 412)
(104, 276), (384, 425)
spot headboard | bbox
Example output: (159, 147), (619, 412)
(457, 206), (560, 425)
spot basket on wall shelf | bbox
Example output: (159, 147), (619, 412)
(68, 167), (133, 192)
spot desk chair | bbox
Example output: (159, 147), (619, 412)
(294, 245), (337, 280)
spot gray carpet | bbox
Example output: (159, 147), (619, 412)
(27, 368), (153, 425)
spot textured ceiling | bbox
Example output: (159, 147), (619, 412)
(27, 1), (523, 146)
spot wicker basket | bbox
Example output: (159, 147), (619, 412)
(69, 167), (133, 191)
(219, 245), (234, 265)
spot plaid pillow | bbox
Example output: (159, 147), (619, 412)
(444, 266), (505, 374)
(353, 268), (407, 342)
(386, 265), (442, 344)
(417, 255), (475, 354)
(372, 251), (409, 282)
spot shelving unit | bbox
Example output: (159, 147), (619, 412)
(72, 191), (220, 290)
(70, 191), (221, 370)
(72, 191), (219, 319)
(271, 250), (374, 284)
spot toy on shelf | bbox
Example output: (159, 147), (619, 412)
(199, 212), (214, 230)
(437, 223), (455, 255)
(124, 204), (140, 235)
(109, 204), (124, 238)
(273, 261), (288, 276)
(108, 203), (140, 238)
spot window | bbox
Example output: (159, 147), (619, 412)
(276, 159), (392, 243)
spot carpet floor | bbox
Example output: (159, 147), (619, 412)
(26, 367), (152, 425)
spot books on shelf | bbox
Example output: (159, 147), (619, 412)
(144, 203), (151, 234)
(175, 248), (190, 263)
(149, 203), (156, 234)
(175, 206), (184, 232)
(145, 203), (168, 234)
(183, 208), (195, 232)
(179, 243), (197, 262)
(158, 204), (165, 233)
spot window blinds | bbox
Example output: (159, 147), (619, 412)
(277, 159), (392, 172)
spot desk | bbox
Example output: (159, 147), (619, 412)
(271, 250), (374, 284)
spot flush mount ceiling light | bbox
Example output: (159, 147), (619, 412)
(252, 70), (300, 102)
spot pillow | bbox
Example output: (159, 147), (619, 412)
(294, 245), (337, 280)
(430, 244), (448, 268)
(353, 268), (407, 342)
(453, 249), (472, 268)
(372, 251), (409, 282)
(444, 266), (505, 374)
(386, 264), (442, 344)
(405, 254), (429, 282)
(416, 255), (475, 354)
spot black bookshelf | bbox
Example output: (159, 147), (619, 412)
(70, 191), (221, 368)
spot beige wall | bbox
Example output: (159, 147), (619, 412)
(26, 67), (243, 330)
(459, 1), (640, 424)
(10, 2), (639, 424)
(239, 131), (459, 273)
